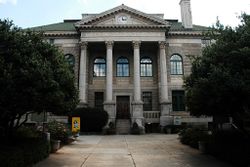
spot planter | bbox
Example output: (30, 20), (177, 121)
(51, 140), (61, 153)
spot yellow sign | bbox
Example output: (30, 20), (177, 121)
(72, 117), (80, 132)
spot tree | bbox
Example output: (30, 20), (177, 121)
(0, 20), (79, 138)
(185, 14), (250, 124)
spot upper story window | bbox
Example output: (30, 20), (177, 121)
(140, 57), (152, 77)
(170, 54), (183, 75)
(117, 57), (129, 77)
(94, 58), (106, 77)
(64, 54), (75, 72)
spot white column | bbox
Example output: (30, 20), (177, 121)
(133, 41), (142, 102)
(159, 41), (169, 102)
(105, 41), (114, 102)
(79, 42), (88, 104)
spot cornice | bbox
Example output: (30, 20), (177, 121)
(43, 32), (79, 37)
(168, 31), (204, 37)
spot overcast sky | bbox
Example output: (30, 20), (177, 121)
(0, 0), (249, 28)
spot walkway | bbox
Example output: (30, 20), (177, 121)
(34, 134), (232, 167)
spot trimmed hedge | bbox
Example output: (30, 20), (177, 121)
(69, 107), (108, 132)
(0, 137), (50, 167)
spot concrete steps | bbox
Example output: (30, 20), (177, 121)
(116, 119), (130, 134)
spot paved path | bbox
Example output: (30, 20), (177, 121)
(34, 134), (232, 167)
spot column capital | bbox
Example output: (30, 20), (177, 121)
(105, 41), (114, 49)
(158, 41), (168, 49)
(80, 41), (88, 49)
(132, 41), (141, 49)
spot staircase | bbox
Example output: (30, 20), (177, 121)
(116, 119), (130, 134)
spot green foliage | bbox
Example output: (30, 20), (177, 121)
(185, 14), (250, 117)
(131, 122), (140, 134)
(179, 127), (210, 148)
(15, 125), (40, 138)
(0, 137), (50, 167)
(208, 130), (250, 167)
(47, 120), (71, 144)
(70, 107), (109, 132)
(0, 19), (78, 138)
(106, 122), (116, 135)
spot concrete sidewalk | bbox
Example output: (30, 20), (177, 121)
(34, 134), (232, 167)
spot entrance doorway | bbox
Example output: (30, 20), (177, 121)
(116, 96), (130, 119)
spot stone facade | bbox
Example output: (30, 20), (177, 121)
(33, 0), (211, 130)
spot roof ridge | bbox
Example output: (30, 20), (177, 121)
(75, 4), (170, 27)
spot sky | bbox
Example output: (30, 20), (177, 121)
(0, 0), (249, 28)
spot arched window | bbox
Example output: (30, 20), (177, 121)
(64, 54), (75, 72)
(94, 58), (106, 77)
(117, 57), (129, 77)
(170, 54), (183, 75)
(140, 57), (152, 76)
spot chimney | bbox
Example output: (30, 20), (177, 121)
(179, 0), (193, 29)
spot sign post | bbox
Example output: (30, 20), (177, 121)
(72, 117), (80, 134)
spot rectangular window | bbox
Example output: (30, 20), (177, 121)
(94, 92), (104, 109)
(142, 92), (152, 111)
(172, 90), (185, 111)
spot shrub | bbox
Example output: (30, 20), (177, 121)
(0, 137), (50, 167)
(106, 122), (116, 135)
(15, 125), (40, 138)
(47, 120), (71, 144)
(179, 126), (210, 149)
(131, 122), (140, 134)
(70, 107), (108, 132)
(208, 130), (250, 167)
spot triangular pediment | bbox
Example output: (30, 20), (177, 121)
(75, 4), (170, 28)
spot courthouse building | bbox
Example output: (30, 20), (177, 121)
(32, 0), (211, 133)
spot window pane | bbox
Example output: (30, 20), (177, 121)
(147, 64), (152, 76)
(65, 54), (75, 72)
(117, 57), (129, 77)
(94, 58), (106, 76)
(140, 57), (152, 76)
(172, 91), (185, 111)
(141, 64), (146, 76)
(143, 92), (152, 111)
(170, 55), (183, 75)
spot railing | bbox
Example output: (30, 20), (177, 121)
(143, 111), (160, 123)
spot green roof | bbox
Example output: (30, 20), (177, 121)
(29, 20), (208, 32)
(29, 20), (78, 31)
(168, 20), (209, 31)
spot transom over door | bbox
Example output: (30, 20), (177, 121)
(116, 96), (130, 119)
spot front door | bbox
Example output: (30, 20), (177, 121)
(116, 96), (130, 119)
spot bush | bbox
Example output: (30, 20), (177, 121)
(15, 125), (40, 138)
(207, 130), (250, 167)
(179, 126), (210, 149)
(106, 122), (116, 135)
(0, 137), (50, 167)
(70, 107), (108, 132)
(131, 122), (140, 134)
(47, 120), (71, 144)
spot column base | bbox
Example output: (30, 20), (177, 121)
(131, 101), (145, 134)
(160, 101), (172, 115)
(160, 101), (173, 127)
